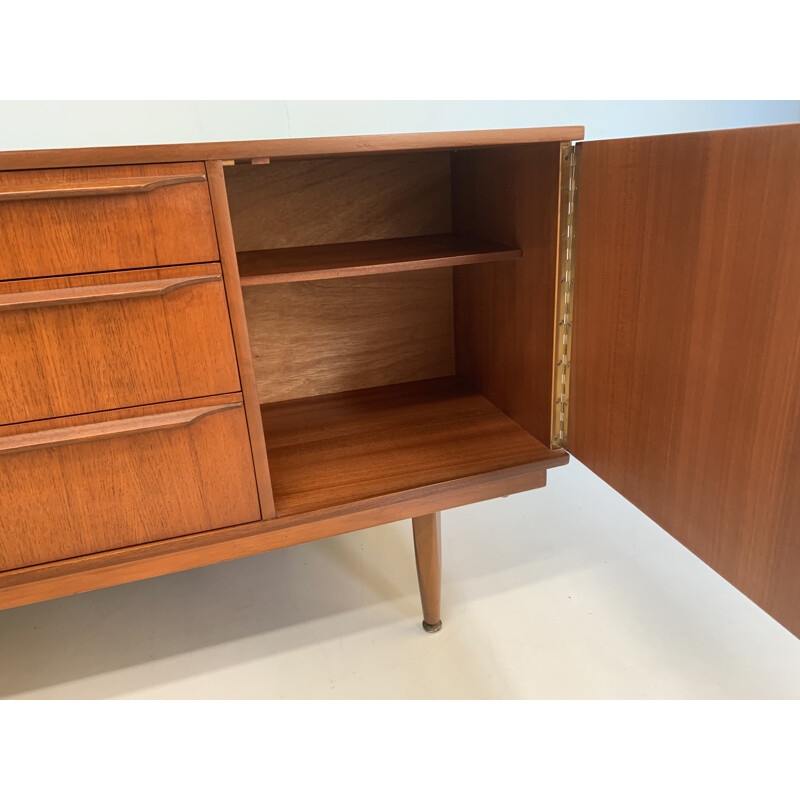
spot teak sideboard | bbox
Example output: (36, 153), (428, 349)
(1, 123), (799, 639)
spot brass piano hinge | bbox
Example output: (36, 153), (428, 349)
(551, 142), (580, 449)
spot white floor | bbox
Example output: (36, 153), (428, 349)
(1, 459), (799, 699)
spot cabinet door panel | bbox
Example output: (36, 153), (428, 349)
(571, 123), (800, 636)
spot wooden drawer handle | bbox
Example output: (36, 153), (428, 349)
(0, 402), (242, 456)
(0, 173), (207, 203)
(0, 273), (221, 312)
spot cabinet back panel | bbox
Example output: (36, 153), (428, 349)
(225, 153), (452, 251)
(452, 142), (563, 446)
(244, 269), (455, 403)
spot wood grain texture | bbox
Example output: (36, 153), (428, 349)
(244, 270), (456, 403)
(0, 263), (241, 426)
(572, 123), (800, 637)
(0, 402), (241, 455)
(237, 234), (521, 285)
(0, 273), (219, 311)
(0, 162), (218, 281)
(261, 376), (567, 516)
(0, 173), (206, 202)
(225, 153), (452, 251)
(0, 126), (586, 172)
(0, 466), (548, 611)
(452, 142), (563, 446)
(205, 161), (277, 518)
(0, 395), (260, 571)
(413, 512), (442, 629)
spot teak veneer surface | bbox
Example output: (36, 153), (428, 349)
(0, 402), (242, 455)
(573, 123), (800, 638)
(205, 161), (276, 518)
(225, 153), (452, 252)
(0, 163), (218, 281)
(237, 234), (521, 285)
(3, 121), (800, 643)
(0, 263), (240, 425)
(261, 376), (568, 516)
(0, 126), (585, 171)
(244, 270), (455, 403)
(0, 395), (260, 570)
(0, 173), (207, 202)
(0, 467), (548, 611)
(452, 142), (563, 446)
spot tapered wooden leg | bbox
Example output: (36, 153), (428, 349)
(412, 512), (442, 633)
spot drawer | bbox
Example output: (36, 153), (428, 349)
(0, 263), (241, 425)
(0, 395), (260, 570)
(0, 162), (219, 280)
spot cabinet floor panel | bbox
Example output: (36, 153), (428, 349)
(261, 376), (567, 516)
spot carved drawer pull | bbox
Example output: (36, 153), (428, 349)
(0, 173), (207, 202)
(0, 403), (243, 456)
(0, 273), (221, 311)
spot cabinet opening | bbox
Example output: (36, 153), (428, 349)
(224, 144), (567, 515)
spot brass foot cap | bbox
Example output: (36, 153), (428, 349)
(422, 619), (443, 633)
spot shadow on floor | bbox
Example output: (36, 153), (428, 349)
(0, 510), (583, 697)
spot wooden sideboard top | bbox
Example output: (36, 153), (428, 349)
(0, 126), (585, 171)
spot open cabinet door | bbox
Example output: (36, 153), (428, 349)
(570, 123), (800, 637)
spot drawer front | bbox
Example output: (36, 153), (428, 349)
(0, 263), (241, 426)
(0, 396), (260, 570)
(0, 162), (219, 280)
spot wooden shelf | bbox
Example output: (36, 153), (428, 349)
(237, 234), (521, 286)
(261, 377), (567, 516)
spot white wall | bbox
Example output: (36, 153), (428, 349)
(0, 100), (797, 151)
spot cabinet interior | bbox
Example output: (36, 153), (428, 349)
(223, 142), (565, 516)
